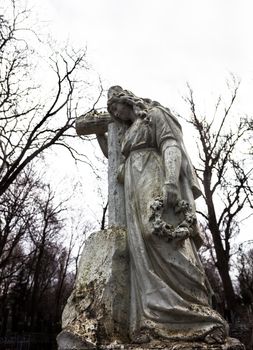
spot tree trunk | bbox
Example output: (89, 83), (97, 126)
(30, 242), (45, 331)
(205, 184), (236, 312)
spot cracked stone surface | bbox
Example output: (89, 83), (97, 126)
(57, 227), (130, 349)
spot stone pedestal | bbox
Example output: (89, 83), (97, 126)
(57, 336), (244, 350)
(99, 338), (245, 349)
(57, 227), (130, 349)
(57, 228), (245, 350)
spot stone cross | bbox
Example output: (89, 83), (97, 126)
(76, 113), (127, 228)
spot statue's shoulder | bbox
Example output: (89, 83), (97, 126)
(147, 106), (164, 121)
(149, 105), (183, 132)
(146, 107), (161, 129)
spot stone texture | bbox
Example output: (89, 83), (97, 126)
(107, 121), (127, 227)
(100, 338), (245, 350)
(57, 227), (130, 349)
(107, 86), (227, 343)
(61, 87), (245, 350)
(57, 336), (244, 350)
(76, 113), (112, 136)
(75, 111), (127, 228)
(114, 337), (245, 350)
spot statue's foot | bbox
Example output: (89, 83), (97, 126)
(203, 326), (226, 344)
(131, 329), (151, 344)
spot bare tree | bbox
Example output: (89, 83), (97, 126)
(237, 241), (253, 310)
(27, 184), (65, 330)
(183, 78), (253, 311)
(0, 0), (101, 197)
(0, 167), (83, 334)
(0, 0), (103, 338)
(0, 167), (40, 274)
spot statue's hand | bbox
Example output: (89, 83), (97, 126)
(163, 182), (180, 208)
(117, 163), (125, 184)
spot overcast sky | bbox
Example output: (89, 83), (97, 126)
(30, 0), (253, 241)
(33, 0), (253, 111)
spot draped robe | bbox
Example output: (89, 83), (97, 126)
(121, 106), (227, 341)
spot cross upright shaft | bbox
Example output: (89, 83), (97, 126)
(76, 113), (126, 228)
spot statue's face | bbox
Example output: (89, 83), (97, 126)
(110, 102), (136, 122)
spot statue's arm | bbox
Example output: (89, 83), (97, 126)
(96, 133), (108, 158)
(161, 139), (182, 206)
(151, 107), (182, 206)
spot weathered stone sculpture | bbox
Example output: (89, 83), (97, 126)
(57, 87), (244, 350)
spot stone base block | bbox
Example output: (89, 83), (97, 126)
(57, 227), (130, 349)
(57, 228), (245, 350)
(57, 335), (244, 350)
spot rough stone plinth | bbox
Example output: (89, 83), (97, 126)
(57, 336), (244, 350)
(57, 227), (130, 350)
(113, 337), (245, 350)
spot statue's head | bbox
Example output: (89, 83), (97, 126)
(107, 86), (154, 122)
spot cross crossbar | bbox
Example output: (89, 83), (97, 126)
(76, 113), (112, 135)
(76, 112), (126, 228)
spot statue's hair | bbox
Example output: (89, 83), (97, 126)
(107, 86), (159, 119)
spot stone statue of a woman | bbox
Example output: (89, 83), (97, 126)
(107, 86), (228, 345)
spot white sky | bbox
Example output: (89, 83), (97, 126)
(34, 0), (253, 111)
(29, 0), (253, 242)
